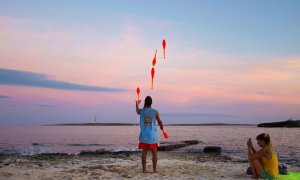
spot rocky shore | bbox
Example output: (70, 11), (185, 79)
(1, 140), (299, 179)
(0, 151), (246, 180)
(1, 151), (299, 179)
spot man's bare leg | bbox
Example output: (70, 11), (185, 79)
(152, 148), (158, 173)
(142, 149), (147, 173)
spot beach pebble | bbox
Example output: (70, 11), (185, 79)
(2, 159), (12, 166)
(196, 159), (206, 163)
(43, 163), (51, 168)
(108, 158), (116, 163)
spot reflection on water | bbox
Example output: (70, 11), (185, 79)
(0, 125), (299, 165)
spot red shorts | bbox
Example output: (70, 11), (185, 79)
(138, 142), (159, 149)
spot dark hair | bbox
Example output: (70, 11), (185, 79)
(256, 133), (270, 145)
(144, 96), (152, 108)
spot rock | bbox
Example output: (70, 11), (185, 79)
(246, 166), (252, 175)
(223, 155), (232, 161)
(279, 164), (288, 175)
(40, 153), (69, 156)
(44, 163), (51, 168)
(196, 159), (206, 163)
(78, 150), (139, 156)
(158, 144), (188, 151)
(203, 146), (222, 154)
(2, 156), (17, 166)
(78, 150), (109, 155)
(183, 140), (199, 145)
(158, 140), (198, 151)
(2, 159), (11, 166)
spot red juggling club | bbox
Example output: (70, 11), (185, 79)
(162, 39), (166, 59)
(136, 87), (140, 101)
(152, 50), (157, 66)
(163, 130), (169, 139)
(151, 67), (155, 89)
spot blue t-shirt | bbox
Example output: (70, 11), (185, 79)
(139, 107), (158, 144)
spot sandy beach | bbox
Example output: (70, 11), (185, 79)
(1, 151), (299, 180)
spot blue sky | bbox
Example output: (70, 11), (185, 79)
(1, 0), (299, 56)
(1, 1), (300, 124)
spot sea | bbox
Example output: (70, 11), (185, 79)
(0, 125), (299, 166)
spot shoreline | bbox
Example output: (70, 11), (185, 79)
(1, 151), (299, 179)
(43, 123), (256, 126)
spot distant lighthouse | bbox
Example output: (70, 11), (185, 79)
(94, 116), (97, 123)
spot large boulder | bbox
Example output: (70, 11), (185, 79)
(203, 146), (222, 154)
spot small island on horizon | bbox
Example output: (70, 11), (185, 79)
(257, 119), (300, 128)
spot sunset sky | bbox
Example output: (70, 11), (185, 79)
(1, 1), (300, 125)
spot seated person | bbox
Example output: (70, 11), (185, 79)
(247, 133), (279, 179)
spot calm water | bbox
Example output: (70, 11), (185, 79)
(0, 125), (299, 166)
